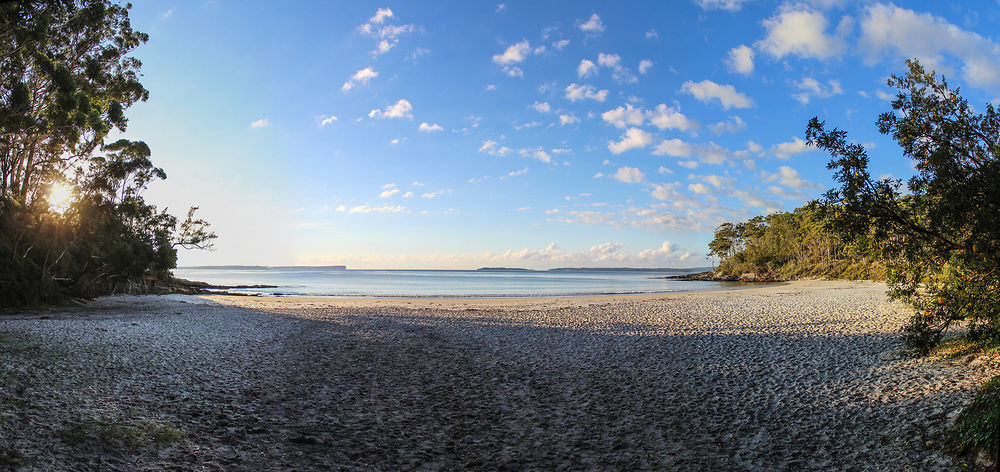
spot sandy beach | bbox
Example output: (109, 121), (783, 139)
(1, 280), (997, 470)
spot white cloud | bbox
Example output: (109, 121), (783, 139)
(601, 103), (645, 128)
(553, 39), (570, 50)
(731, 190), (781, 210)
(639, 59), (654, 74)
(698, 174), (737, 188)
(860, 3), (1000, 89)
(708, 115), (747, 134)
(493, 40), (531, 65)
(519, 147), (552, 163)
(358, 8), (418, 56)
(418, 122), (443, 132)
(601, 103), (698, 131)
(373, 39), (396, 56)
(681, 80), (753, 109)
(772, 137), (812, 158)
(608, 128), (654, 154)
(688, 183), (711, 194)
(597, 53), (620, 68)
(318, 115), (338, 127)
(725, 45), (754, 74)
(653, 138), (694, 157)
(612, 166), (646, 183)
(507, 167), (528, 177)
(503, 66), (523, 78)
(559, 113), (581, 125)
(250, 118), (268, 128)
(765, 165), (820, 189)
(370, 7), (393, 24)
(342, 67), (378, 91)
(496, 3), (505, 12)
(407, 47), (430, 61)
(565, 83), (609, 102)
(479, 139), (513, 156)
(645, 29), (659, 39)
(403, 191), (414, 198)
(577, 59), (598, 78)
(369, 99), (413, 119)
(580, 13), (604, 33)
(347, 204), (408, 214)
(530, 101), (552, 113)
(695, 0), (750, 12)
(758, 4), (846, 59)
(380, 188), (400, 198)
(512, 120), (541, 130)
(492, 40), (531, 77)
(597, 53), (637, 83)
(422, 190), (450, 198)
(654, 140), (733, 165)
(647, 104), (699, 131)
(791, 77), (844, 103)
(485, 84), (497, 91)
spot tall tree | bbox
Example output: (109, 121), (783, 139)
(0, 0), (147, 204)
(807, 59), (1000, 351)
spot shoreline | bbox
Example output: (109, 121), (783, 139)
(2, 280), (996, 470)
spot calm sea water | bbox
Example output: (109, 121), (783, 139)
(173, 266), (729, 298)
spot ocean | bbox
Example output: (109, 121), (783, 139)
(173, 266), (731, 298)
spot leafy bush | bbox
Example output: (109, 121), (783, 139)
(949, 375), (1000, 455)
(808, 60), (1000, 353)
(708, 203), (883, 281)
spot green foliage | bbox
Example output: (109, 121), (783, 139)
(0, 2), (215, 308)
(1, 0), (148, 204)
(709, 203), (883, 280)
(949, 375), (1000, 454)
(60, 414), (185, 450)
(806, 60), (1000, 355)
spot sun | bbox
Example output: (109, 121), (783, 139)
(48, 183), (74, 214)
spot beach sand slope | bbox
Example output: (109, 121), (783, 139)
(1, 280), (996, 470)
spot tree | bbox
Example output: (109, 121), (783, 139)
(1, 0), (148, 204)
(807, 59), (1000, 353)
(0, 1), (215, 307)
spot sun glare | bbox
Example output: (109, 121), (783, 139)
(48, 183), (74, 214)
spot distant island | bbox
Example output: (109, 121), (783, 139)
(475, 267), (536, 271)
(475, 267), (711, 272)
(181, 265), (347, 270)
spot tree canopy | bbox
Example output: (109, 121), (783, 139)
(0, 1), (214, 307)
(807, 59), (1000, 352)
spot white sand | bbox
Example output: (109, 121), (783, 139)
(1, 280), (997, 470)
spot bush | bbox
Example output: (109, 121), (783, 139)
(950, 375), (1000, 455)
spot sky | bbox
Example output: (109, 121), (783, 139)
(118, 0), (1000, 269)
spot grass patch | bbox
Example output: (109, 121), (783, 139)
(0, 447), (28, 468)
(948, 375), (1000, 456)
(0, 331), (42, 356)
(60, 414), (185, 450)
(929, 337), (988, 360)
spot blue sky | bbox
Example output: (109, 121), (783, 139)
(121, 1), (1000, 269)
